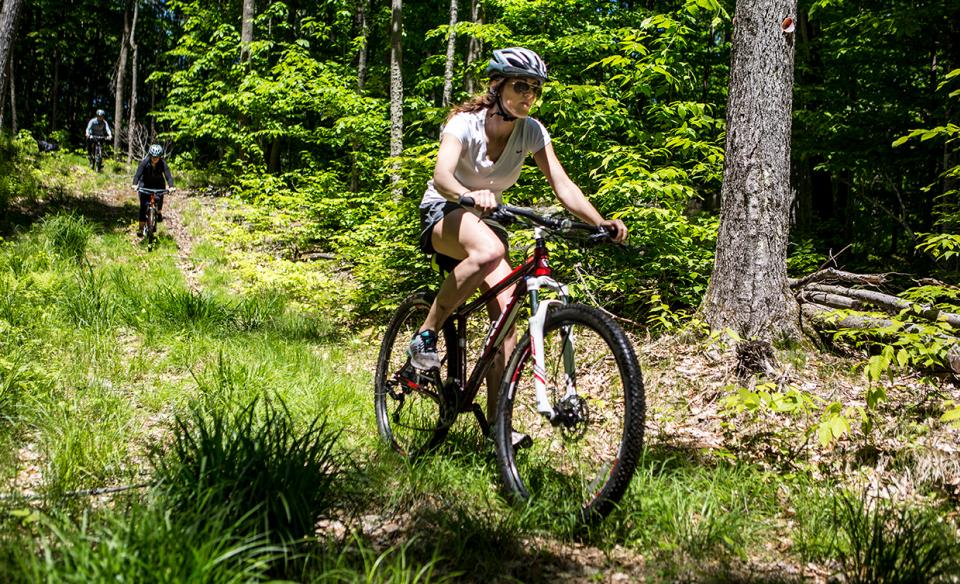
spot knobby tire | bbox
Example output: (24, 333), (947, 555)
(374, 292), (455, 458)
(494, 303), (644, 524)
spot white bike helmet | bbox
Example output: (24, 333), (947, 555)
(96, 109), (106, 117)
(148, 144), (164, 157)
(485, 48), (548, 82)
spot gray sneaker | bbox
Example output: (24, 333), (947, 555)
(407, 330), (440, 370)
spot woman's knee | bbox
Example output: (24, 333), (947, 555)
(467, 239), (506, 273)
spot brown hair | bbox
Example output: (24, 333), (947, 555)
(446, 77), (505, 122)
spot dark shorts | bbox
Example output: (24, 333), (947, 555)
(418, 199), (509, 272)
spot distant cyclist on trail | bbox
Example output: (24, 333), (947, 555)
(131, 144), (176, 237)
(85, 109), (113, 169)
(408, 47), (628, 423)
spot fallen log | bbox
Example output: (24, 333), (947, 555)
(789, 268), (890, 289)
(804, 284), (960, 329)
(801, 303), (960, 374)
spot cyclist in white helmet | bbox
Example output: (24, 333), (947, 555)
(85, 109), (113, 169)
(131, 144), (176, 237)
(409, 47), (628, 430)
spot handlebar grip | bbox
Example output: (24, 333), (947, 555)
(459, 195), (475, 208)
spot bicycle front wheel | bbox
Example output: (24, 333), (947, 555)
(374, 292), (452, 458)
(146, 206), (157, 247)
(495, 304), (644, 523)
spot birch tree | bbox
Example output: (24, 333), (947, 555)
(240, 0), (254, 65)
(389, 0), (403, 198)
(441, 0), (458, 107)
(113, 3), (131, 153)
(126, 0), (139, 162)
(701, 0), (802, 342)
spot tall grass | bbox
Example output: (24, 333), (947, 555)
(40, 212), (92, 263)
(151, 395), (343, 542)
(831, 492), (959, 583)
(21, 500), (285, 583)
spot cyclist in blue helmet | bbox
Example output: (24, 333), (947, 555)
(409, 47), (628, 428)
(131, 144), (176, 237)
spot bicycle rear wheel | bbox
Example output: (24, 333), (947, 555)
(495, 304), (644, 523)
(374, 292), (453, 457)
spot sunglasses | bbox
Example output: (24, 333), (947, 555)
(510, 79), (542, 97)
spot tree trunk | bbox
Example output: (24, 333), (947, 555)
(0, 0), (24, 112)
(113, 4), (130, 153)
(126, 1), (139, 162)
(51, 49), (59, 133)
(356, 0), (369, 91)
(241, 0), (254, 65)
(389, 0), (403, 199)
(464, 0), (482, 95)
(442, 0), (458, 107)
(7, 44), (15, 133)
(701, 0), (801, 341)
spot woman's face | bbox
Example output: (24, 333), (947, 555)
(150, 156), (160, 166)
(499, 76), (542, 119)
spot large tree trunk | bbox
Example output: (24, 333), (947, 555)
(441, 0), (458, 107)
(701, 1), (801, 342)
(113, 4), (130, 153)
(0, 0), (24, 112)
(240, 0), (254, 65)
(389, 0), (403, 199)
(464, 0), (482, 95)
(126, 1), (139, 162)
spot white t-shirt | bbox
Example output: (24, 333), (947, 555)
(420, 109), (551, 207)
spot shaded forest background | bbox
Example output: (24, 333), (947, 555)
(1, 0), (958, 323)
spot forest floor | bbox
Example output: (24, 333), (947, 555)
(2, 158), (958, 582)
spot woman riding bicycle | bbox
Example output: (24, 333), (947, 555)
(131, 144), (176, 237)
(409, 47), (628, 423)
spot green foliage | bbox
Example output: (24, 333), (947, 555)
(0, 131), (43, 209)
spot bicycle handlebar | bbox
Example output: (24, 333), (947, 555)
(459, 195), (612, 243)
(136, 187), (168, 194)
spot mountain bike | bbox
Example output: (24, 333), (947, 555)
(88, 136), (107, 172)
(138, 187), (166, 249)
(374, 199), (645, 523)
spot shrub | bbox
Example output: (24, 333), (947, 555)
(151, 395), (342, 542)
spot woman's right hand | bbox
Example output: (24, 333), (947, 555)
(461, 189), (498, 215)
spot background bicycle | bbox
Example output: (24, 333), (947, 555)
(88, 136), (107, 172)
(138, 187), (167, 248)
(375, 200), (645, 523)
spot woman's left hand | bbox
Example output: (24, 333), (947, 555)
(599, 218), (628, 243)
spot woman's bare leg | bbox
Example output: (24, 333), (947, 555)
(420, 209), (509, 333)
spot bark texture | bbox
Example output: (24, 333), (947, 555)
(464, 0), (482, 95)
(442, 0), (458, 107)
(389, 0), (403, 199)
(701, 0), (801, 341)
(113, 5), (131, 152)
(0, 0), (24, 114)
(126, 1), (139, 162)
(241, 0), (255, 65)
(356, 0), (368, 91)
